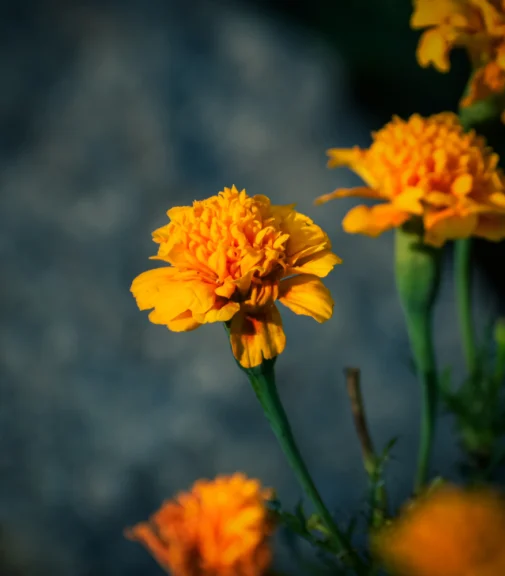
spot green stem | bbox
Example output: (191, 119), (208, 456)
(494, 319), (505, 384)
(455, 238), (478, 378)
(245, 362), (366, 572)
(395, 225), (441, 494)
(404, 312), (438, 493)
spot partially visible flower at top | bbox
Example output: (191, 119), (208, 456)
(411, 0), (505, 120)
(126, 473), (275, 576)
(315, 112), (505, 246)
(131, 186), (340, 368)
(372, 483), (505, 576)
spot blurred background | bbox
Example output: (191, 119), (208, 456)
(1, 0), (504, 574)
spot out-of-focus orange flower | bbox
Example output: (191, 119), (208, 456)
(315, 113), (505, 246)
(131, 186), (340, 368)
(372, 483), (505, 576)
(411, 0), (505, 120)
(126, 474), (275, 576)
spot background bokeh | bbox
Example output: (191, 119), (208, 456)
(1, 1), (503, 575)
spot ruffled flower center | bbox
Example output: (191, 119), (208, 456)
(154, 188), (291, 303)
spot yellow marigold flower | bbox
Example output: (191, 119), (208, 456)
(131, 185), (340, 368)
(315, 113), (505, 246)
(411, 0), (505, 119)
(126, 473), (275, 576)
(372, 484), (505, 576)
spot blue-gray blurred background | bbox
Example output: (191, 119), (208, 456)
(1, 1), (504, 574)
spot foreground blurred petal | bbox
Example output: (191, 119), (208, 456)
(126, 473), (275, 576)
(373, 484), (505, 576)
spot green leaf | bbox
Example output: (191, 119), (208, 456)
(379, 436), (398, 463)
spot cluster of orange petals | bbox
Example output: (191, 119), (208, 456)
(316, 113), (505, 246)
(131, 186), (340, 368)
(411, 0), (505, 118)
(373, 484), (505, 576)
(126, 474), (275, 576)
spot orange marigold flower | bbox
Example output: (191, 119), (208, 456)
(372, 484), (505, 576)
(131, 185), (340, 368)
(315, 112), (505, 246)
(411, 0), (505, 119)
(126, 473), (276, 576)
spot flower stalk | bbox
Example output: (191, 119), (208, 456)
(455, 238), (478, 379)
(455, 86), (499, 383)
(236, 354), (366, 572)
(395, 222), (441, 494)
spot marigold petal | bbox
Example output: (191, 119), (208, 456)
(194, 300), (241, 324)
(424, 192), (456, 207)
(166, 310), (201, 332)
(460, 63), (505, 108)
(286, 242), (333, 266)
(326, 147), (362, 168)
(343, 204), (410, 236)
(239, 248), (265, 277)
(474, 214), (505, 241)
(134, 272), (216, 327)
(451, 174), (473, 196)
(229, 307), (286, 369)
(424, 211), (478, 245)
(489, 192), (505, 208)
(232, 270), (255, 296)
(410, 0), (462, 28)
(166, 205), (192, 223)
(269, 203), (298, 219)
(496, 42), (505, 68)
(417, 29), (453, 72)
(283, 212), (330, 258)
(423, 207), (452, 229)
(126, 523), (173, 572)
(286, 249), (342, 278)
(392, 187), (424, 214)
(278, 274), (334, 323)
(314, 187), (381, 206)
(215, 281), (237, 298)
(208, 245), (229, 281)
(131, 267), (181, 311)
(326, 148), (377, 187)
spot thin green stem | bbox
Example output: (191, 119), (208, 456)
(246, 365), (367, 573)
(404, 311), (438, 494)
(455, 238), (478, 378)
